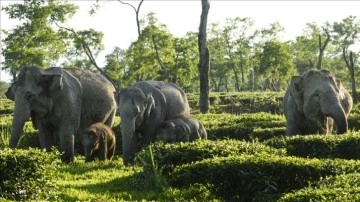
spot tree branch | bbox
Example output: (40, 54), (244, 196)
(316, 28), (330, 70)
(55, 22), (118, 91)
(117, 0), (144, 36)
(151, 35), (169, 80)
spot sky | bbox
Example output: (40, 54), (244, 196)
(1, 0), (360, 83)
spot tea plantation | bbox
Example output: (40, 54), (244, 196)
(2, 92), (360, 201)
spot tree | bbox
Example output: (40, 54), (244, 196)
(222, 17), (255, 91)
(90, 0), (144, 37)
(208, 22), (230, 91)
(172, 32), (199, 91)
(126, 13), (175, 81)
(1, 0), (78, 79)
(103, 47), (129, 89)
(198, 0), (210, 113)
(258, 40), (296, 91)
(317, 23), (331, 70)
(332, 15), (360, 103)
(291, 23), (321, 72)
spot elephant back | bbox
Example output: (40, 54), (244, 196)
(134, 80), (190, 119)
(65, 68), (117, 130)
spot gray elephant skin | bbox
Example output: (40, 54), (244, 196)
(10, 66), (117, 163)
(82, 122), (116, 162)
(283, 69), (353, 135)
(156, 115), (207, 143)
(117, 80), (190, 165)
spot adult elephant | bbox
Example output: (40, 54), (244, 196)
(283, 69), (353, 135)
(117, 80), (190, 165)
(10, 66), (117, 163)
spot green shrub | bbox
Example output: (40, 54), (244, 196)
(265, 133), (360, 159)
(136, 140), (286, 175)
(194, 113), (286, 141)
(0, 148), (60, 201)
(279, 173), (360, 201)
(169, 154), (360, 201)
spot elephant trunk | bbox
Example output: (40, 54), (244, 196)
(83, 144), (93, 162)
(121, 120), (137, 165)
(10, 88), (31, 148)
(329, 105), (348, 134)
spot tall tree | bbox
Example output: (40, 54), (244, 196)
(103, 46), (129, 89)
(208, 22), (230, 91)
(172, 32), (199, 90)
(332, 15), (360, 103)
(291, 23), (321, 73)
(222, 17), (255, 91)
(1, 0), (78, 79)
(126, 13), (175, 81)
(198, 0), (210, 113)
(258, 40), (296, 91)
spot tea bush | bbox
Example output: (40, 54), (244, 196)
(194, 113), (286, 141)
(136, 139), (286, 175)
(265, 132), (360, 159)
(0, 148), (60, 201)
(279, 173), (360, 201)
(170, 154), (360, 201)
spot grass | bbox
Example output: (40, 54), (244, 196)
(54, 158), (144, 201)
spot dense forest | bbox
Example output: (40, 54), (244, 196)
(1, 0), (359, 95)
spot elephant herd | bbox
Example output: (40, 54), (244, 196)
(5, 66), (207, 164)
(5, 66), (353, 165)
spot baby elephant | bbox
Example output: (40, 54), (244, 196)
(82, 122), (116, 162)
(156, 115), (207, 143)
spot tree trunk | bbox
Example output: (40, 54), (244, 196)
(344, 50), (359, 104)
(316, 30), (330, 70)
(198, 0), (210, 113)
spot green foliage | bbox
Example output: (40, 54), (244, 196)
(136, 140), (286, 175)
(0, 82), (9, 99)
(1, 0), (78, 75)
(170, 154), (360, 201)
(279, 173), (360, 201)
(265, 132), (360, 160)
(0, 148), (59, 201)
(0, 126), (10, 149)
(258, 40), (296, 91)
(135, 145), (168, 192)
(0, 99), (14, 114)
(195, 112), (285, 141)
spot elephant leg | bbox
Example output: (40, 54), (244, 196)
(36, 121), (55, 150)
(58, 124), (76, 163)
(286, 122), (303, 135)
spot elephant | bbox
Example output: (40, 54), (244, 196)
(82, 122), (116, 162)
(283, 69), (353, 135)
(10, 65), (117, 163)
(156, 115), (207, 143)
(117, 80), (190, 165)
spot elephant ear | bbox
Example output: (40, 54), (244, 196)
(335, 78), (346, 100)
(41, 74), (63, 94)
(144, 93), (155, 118)
(289, 76), (304, 111)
